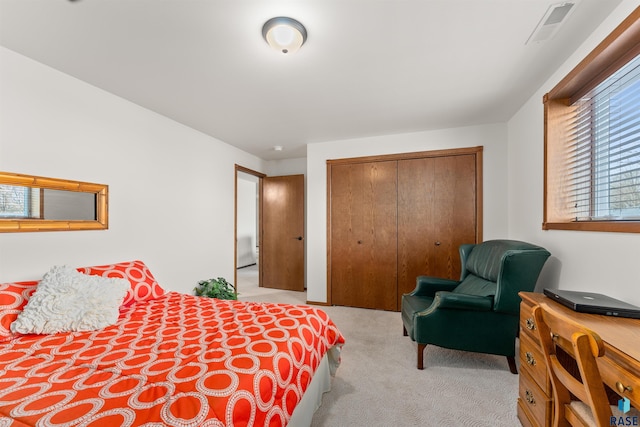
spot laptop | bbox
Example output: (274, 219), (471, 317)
(543, 288), (640, 319)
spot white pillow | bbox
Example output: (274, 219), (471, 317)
(10, 265), (130, 335)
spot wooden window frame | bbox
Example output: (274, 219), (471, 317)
(543, 7), (640, 233)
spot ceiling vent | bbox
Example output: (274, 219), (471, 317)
(526, 2), (576, 44)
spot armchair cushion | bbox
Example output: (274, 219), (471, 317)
(452, 275), (496, 297)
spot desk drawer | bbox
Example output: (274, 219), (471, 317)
(598, 356), (640, 408)
(517, 398), (537, 427)
(519, 369), (551, 427)
(519, 332), (550, 395)
(520, 300), (538, 340)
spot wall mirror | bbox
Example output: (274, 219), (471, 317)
(0, 171), (108, 232)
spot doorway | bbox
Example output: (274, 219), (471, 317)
(235, 166), (264, 296)
(234, 165), (306, 296)
(261, 174), (305, 291)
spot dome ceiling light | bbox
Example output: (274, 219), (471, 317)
(262, 17), (307, 54)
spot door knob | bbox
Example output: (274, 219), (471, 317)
(296, 236), (303, 241)
(435, 241), (441, 246)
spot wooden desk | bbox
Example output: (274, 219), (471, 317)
(517, 292), (640, 427)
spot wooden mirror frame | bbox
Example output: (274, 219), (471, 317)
(0, 171), (108, 232)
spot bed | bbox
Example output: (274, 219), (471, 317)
(0, 260), (344, 427)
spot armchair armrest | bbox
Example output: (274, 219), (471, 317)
(408, 276), (460, 297)
(426, 291), (493, 312)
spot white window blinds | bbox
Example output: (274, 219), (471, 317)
(570, 53), (640, 221)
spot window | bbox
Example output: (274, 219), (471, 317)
(572, 54), (640, 221)
(543, 7), (640, 233)
(0, 185), (38, 218)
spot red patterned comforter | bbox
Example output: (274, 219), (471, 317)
(0, 289), (344, 426)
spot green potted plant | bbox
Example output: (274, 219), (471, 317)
(193, 277), (237, 300)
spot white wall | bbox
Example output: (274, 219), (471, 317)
(306, 123), (509, 303)
(265, 157), (307, 177)
(0, 47), (266, 294)
(507, 0), (640, 306)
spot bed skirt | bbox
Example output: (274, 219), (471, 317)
(288, 345), (341, 426)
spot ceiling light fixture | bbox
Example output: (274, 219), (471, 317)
(262, 17), (307, 54)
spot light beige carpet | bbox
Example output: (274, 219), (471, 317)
(237, 268), (521, 427)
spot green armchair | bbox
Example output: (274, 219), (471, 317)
(401, 239), (550, 373)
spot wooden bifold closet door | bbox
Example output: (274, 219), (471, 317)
(330, 161), (398, 311)
(328, 147), (482, 311)
(396, 154), (478, 307)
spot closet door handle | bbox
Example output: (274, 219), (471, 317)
(434, 241), (441, 246)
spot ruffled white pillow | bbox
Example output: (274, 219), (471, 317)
(11, 265), (129, 334)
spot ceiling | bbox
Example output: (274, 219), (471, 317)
(0, 0), (622, 160)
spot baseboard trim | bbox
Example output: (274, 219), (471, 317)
(306, 300), (330, 306)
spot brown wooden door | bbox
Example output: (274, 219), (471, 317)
(330, 161), (398, 310)
(261, 175), (305, 291)
(397, 154), (477, 309)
